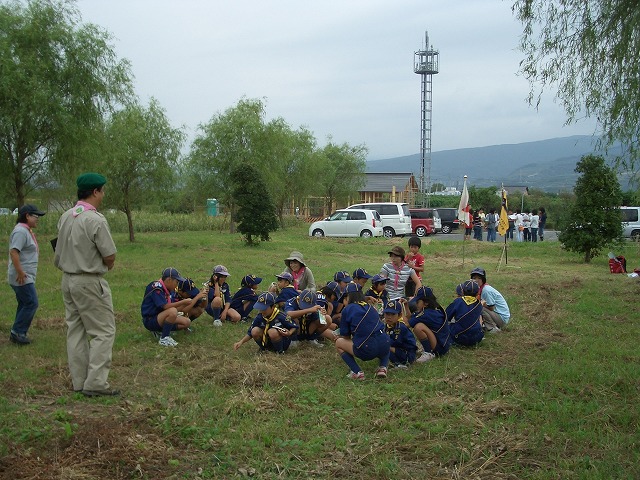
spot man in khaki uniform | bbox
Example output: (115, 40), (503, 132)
(54, 173), (119, 397)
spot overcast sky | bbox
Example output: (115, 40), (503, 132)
(75, 0), (597, 160)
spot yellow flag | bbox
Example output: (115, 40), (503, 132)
(497, 189), (509, 236)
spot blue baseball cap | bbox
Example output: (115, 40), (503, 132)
(276, 272), (294, 283)
(383, 299), (402, 314)
(298, 289), (317, 309)
(177, 277), (199, 297)
(334, 271), (352, 283)
(371, 274), (387, 285)
(213, 265), (230, 276)
(254, 292), (276, 311)
(162, 267), (186, 282)
(456, 279), (479, 297)
(325, 281), (341, 298)
(352, 268), (372, 280)
(241, 275), (262, 287)
(339, 282), (361, 301)
(413, 286), (434, 302)
(316, 292), (328, 309)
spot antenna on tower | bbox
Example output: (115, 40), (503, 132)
(414, 30), (439, 207)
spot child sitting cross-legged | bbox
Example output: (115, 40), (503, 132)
(233, 292), (298, 354)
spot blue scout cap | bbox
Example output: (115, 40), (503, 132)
(325, 281), (341, 298)
(177, 277), (199, 297)
(371, 274), (387, 285)
(254, 292), (276, 311)
(334, 271), (352, 283)
(275, 272), (294, 283)
(352, 268), (372, 280)
(456, 279), (479, 297)
(298, 289), (317, 309)
(241, 275), (262, 287)
(413, 286), (434, 302)
(339, 282), (361, 302)
(19, 204), (46, 216)
(316, 292), (328, 309)
(383, 299), (402, 314)
(162, 267), (186, 282)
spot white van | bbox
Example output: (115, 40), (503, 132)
(346, 202), (412, 238)
(621, 206), (640, 240)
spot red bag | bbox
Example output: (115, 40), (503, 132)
(609, 256), (626, 274)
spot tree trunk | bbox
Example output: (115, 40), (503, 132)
(126, 206), (135, 242)
(584, 250), (591, 263)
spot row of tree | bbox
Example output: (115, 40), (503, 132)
(0, 0), (367, 243)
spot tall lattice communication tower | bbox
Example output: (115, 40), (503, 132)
(414, 31), (439, 206)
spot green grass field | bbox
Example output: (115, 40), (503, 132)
(1, 221), (639, 479)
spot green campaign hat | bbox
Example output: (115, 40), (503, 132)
(76, 172), (107, 191)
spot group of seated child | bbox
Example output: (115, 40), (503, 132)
(139, 239), (511, 381)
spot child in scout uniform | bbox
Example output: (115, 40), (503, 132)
(335, 283), (391, 380)
(445, 280), (484, 347)
(233, 292), (298, 354)
(333, 271), (352, 295)
(272, 272), (298, 307)
(284, 289), (333, 347)
(409, 286), (452, 363)
(205, 265), (241, 326)
(176, 277), (208, 320)
(230, 274), (262, 321)
(365, 274), (389, 316)
(142, 268), (203, 347)
(319, 281), (341, 322)
(383, 299), (417, 368)
(352, 268), (372, 289)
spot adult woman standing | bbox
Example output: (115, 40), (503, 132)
(380, 246), (422, 301)
(538, 207), (547, 241)
(7, 204), (46, 345)
(284, 251), (316, 291)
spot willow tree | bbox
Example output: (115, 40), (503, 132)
(0, 0), (133, 206)
(513, 0), (640, 168)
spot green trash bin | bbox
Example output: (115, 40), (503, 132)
(206, 198), (218, 216)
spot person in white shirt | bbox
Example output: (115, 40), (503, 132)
(530, 210), (540, 242)
(514, 211), (524, 242)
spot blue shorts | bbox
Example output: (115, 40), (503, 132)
(142, 316), (176, 333)
(390, 348), (417, 365)
(353, 333), (390, 361)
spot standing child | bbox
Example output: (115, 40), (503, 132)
(404, 236), (425, 296)
(335, 283), (390, 379)
(230, 275), (262, 322)
(205, 265), (241, 326)
(445, 280), (484, 347)
(409, 286), (452, 362)
(233, 292), (298, 354)
(383, 299), (417, 368)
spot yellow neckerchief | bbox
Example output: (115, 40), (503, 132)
(461, 295), (478, 306)
(385, 321), (401, 338)
(261, 307), (281, 346)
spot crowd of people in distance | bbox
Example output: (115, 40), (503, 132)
(140, 237), (511, 380)
(465, 206), (547, 243)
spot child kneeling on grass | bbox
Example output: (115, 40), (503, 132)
(230, 274), (262, 322)
(284, 289), (334, 348)
(335, 283), (390, 380)
(446, 280), (484, 347)
(384, 299), (417, 368)
(409, 286), (452, 363)
(233, 292), (298, 354)
(142, 268), (205, 347)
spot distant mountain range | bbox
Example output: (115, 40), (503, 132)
(365, 135), (632, 192)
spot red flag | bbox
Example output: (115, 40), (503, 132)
(457, 177), (471, 227)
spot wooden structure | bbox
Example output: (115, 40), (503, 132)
(357, 173), (418, 205)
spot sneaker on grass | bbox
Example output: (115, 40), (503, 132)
(346, 371), (365, 380)
(416, 352), (435, 363)
(309, 339), (324, 348)
(213, 319), (223, 327)
(375, 367), (388, 378)
(159, 336), (178, 347)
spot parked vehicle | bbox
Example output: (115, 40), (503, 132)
(309, 209), (383, 238)
(0, 208), (12, 215)
(409, 208), (441, 237)
(435, 207), (461, 234)
(621, 206), (640, 240)
(346, 202), (412, 238)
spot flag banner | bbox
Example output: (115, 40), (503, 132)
(457, 178), (471, 227)
(497, 188), (509, 236)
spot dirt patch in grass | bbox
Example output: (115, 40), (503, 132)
(0, 404), (198, 480)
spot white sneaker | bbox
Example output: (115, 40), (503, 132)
(289, 340), (300, 349)
(159, 336), (178, 347)
(310, 339), (325, 348)
(213, 319), (223, 327)
(416, 352), (435, 363)
(395, 363), (409, 369)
